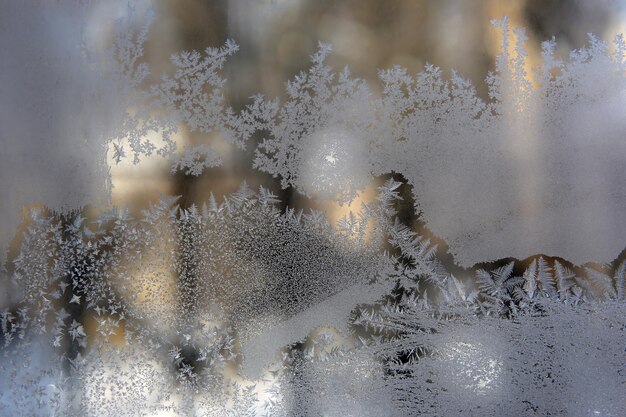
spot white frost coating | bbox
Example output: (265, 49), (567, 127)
(240, 281), (392, 378)
(252, 18), (626, 266)
(8, 182), (397, 375)
(299, 126), (370, 202)
(272, 350), (396, 417)
(0, 336), (64, 416)
(78, 344), (175, 417)
(254, 44), (376, 203)
(430, 18), (626, 266)
(369, 301), (626, 416)
(3, 181), (626, 415)
(4, 5), (622, 268)
(2, 3), (626, 414)
(0, 1), (160, 265)
(0, 1), (250, 266)
(0, 2), (113, 265)
(357, 257), (626, 416)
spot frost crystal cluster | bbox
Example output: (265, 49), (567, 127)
(1, 1), (625, 416)
(250, 18), (626, 266)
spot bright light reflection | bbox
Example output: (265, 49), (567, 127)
(300, 126), (369, 203)
(440, 340), (503, 395)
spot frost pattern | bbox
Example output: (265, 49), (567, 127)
(2, 180), (626, 415)
(0, 2), (117, 265)
(2, 2), (626, 415)
(360, 279), (626, 416)
(250, 18), (626, 266)
(0, 1), (253, 263)
(3, 3), (624, 266)
(253, 44), (374, 203)
(5, 182), (396, 376)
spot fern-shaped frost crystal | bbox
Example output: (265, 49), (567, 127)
(1, 3), (626, 416)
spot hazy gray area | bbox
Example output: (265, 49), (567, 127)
(1, 1), (625, 416)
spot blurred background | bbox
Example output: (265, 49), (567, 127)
(1, 1), (626, 414)
(3, 0), (625, 329)
(109, 0), (626, 264)
(110, 0), (623, 208)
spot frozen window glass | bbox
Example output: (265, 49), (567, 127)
(1, 1), (625, 415)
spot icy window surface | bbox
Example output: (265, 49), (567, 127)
(1, 1), (625, 416)
(250, 18), (626, 266)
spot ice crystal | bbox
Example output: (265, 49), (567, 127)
(250, 18), (626, 266)
(364, 294), (626, 416)
(6, 182), (397, 378)
(0, 1), (252, 263)
(1, 1), (625, 416)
